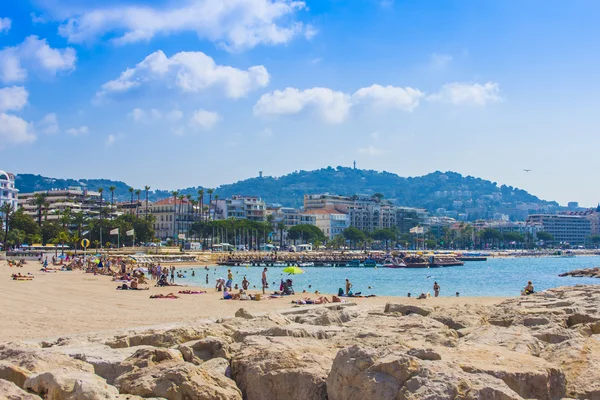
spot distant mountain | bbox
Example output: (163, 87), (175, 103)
(14, 167), (561, 221)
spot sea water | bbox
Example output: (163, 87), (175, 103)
(176, 256), (600, 297)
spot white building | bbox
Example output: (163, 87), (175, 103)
(149, 197), (196, 240)
(0, 170), (18, 211)
(303, 208), (349, 239)
(214, 196), (266, 222)
(18, 187), (103, 221)
(1, 170), (18, 233)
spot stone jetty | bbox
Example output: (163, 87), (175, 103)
(2, 285), (600, 399)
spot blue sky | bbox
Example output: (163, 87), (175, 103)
(1, 0), (599, 206)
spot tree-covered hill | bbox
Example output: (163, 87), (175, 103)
(14, 167), (560, 220)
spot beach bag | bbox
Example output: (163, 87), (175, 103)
(338, 288), (344, 296)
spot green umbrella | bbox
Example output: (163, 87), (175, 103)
(283, 266), (305, 275)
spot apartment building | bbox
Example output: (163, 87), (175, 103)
(526, 214), (591, 244)
(18, 187), (103, 221)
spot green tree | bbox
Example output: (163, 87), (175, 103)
(288, 224), (325, 244)
(144, 186), (151, 219)
(536, 231), (554, 242)
(33, 193), (49, 226)
(135, 189), (142, 216)
(343, 227), (366, 249)
(370, 228), (396, 250)
(1, 202), (15, 250)
(480, 228), (503, 247)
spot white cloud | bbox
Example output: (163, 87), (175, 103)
(97, 50), (269, 100)
(0, 17), (11, 33)
(430, 53), (452, 68)
(165, 109), (183, 121)
(66, 126), (89, 136)
(0, 113), (35, 146)
(56, 0), (311, 51)
(0, 35), (77, 83)
(0, 86), (28, 112)
(370, 131), (380, 140)
(428, 82), (501, 106)
(357, 145), (384, 156)
(130, 108), (145, 121)
(38, 113), (59, 134)
(254, 87), (352, 124)
(353, 84), (424, 112)
(190, 109), (220, 130)
(106, 134), (116, 146)
(130, 107), (183, 122)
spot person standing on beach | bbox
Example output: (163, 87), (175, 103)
(345, 279), (352, 295)
(242, 276), (249, 291)
(433, 282), (440, 297)
(206, 273), (209, 285)
(262, 267), (268, 294)
(170, 266), (175, 284)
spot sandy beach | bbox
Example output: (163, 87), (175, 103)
(0, 260), (509, 342)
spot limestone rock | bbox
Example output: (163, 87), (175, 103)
(541, 338), (600, 399)
(232, 336), (333, 400)
(407, 348), (442, 361)
(116, 362), (241, 400)
(200, 358), (231, 378)
(0, 379), (42, 400)
(451, 343), (566, 400)
(0, 345), (94, 388)
(384, 303), (434, 316)
(326, 345), (522, 400)
(462, 326), (542, 356)
(234, 308), (256, 319)
(177, 336), (230, 365)
(24, 371), (119, 400)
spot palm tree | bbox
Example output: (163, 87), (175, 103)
(144, 186), (151, 219)
(135, 189), (141, 216)
(109, 186), (116, 219)
(277, 221), (286, 248)
(1, 202), (15, 251)
(179, 195), (185, 238)
(207, 189), (214, 221)
(171, 191), (179, 241)
(198, 189), (204, 222)
(71, 212), (88, 253)
(33, 193), (48, 226)
(128, 187), (134, 214)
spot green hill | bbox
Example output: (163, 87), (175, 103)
(14, 167), (560, 221)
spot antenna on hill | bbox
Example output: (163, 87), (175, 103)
(259, 171), (263, 178)
(353, 161), (356, 170)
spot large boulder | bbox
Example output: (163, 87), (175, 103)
(450, 343), (566, 400)
(326, 345), (522, 400)
(104, 324), (227, 349)
(115, 362), (241, 400)
(0, 345), (94, 388)
(429, 304), (489, 330)
(384, 303), (433, 316)
(461, 326), (542, 356)
(232, 336), (334, 400)
(540, 338), (600, 399)
(177, 336), (231, 365)
(0, 378), (42, 400)
(23, 371), (119, 400)
(53, 345), (152, 385)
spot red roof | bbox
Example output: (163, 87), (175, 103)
(153, 197), (191, 205)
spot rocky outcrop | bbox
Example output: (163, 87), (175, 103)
(559, 267), (600, 278)
(24, 371), (119, 400)
(2, 285), (600, 399)
(116, 362), (241, 400)
(0, 378), (42, 400)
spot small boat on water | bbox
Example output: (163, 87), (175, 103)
(383, 257), (406, 268)
(429, 256), (465, 267)
(457, 256), (487, 262)
(364, 259), (377, 268)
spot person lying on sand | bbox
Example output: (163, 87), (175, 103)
(178, 290), (207, 294)
(417, 293), (427, 300)
(12, 273), (34, 280)
(150, 293), (179, 299)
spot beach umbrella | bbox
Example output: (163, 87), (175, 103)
(283, 266), (305, 275)
(58, 254), (66, 259)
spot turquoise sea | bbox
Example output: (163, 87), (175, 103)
(176, 256), (600, 297)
